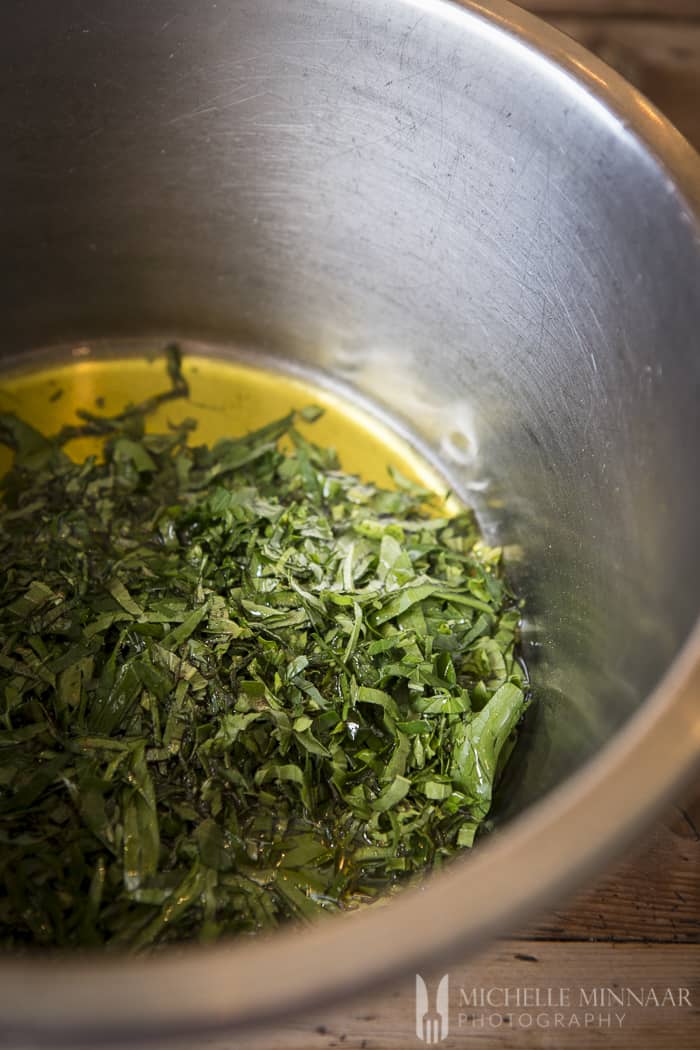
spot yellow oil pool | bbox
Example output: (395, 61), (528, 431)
(0, 346), (448, 498)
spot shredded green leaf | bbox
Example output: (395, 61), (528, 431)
(0, 347), (527, 950)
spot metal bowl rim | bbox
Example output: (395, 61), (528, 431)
(1, 0), (699, 1042)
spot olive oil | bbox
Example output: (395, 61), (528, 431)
(0, 347), (446, 494)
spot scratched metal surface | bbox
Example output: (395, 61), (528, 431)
(0, 1), (699, 1042)
(2, 0), (699, 789)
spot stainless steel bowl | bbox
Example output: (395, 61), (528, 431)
(1, 0), (699, 1043)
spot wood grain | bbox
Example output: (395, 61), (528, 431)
(525, 792), (700, 943)
(527, 1), (700, 16)
(193, 943), (700, 1050)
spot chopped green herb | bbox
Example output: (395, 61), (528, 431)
(0, 348), (527, 950)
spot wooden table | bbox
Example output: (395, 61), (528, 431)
(202, 4), (700, 1048)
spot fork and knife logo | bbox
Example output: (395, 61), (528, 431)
(415, 974), (450, 1044)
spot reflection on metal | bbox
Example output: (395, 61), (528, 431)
(0, 0), (699, 1043)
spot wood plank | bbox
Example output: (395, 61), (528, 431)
(546, 17), (700, 149)
(526, 1), (700, 17)
(525, 789), (700, 942)
(192, 943), (700, 1050)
